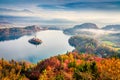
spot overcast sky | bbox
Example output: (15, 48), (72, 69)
(0, 0), (120, 27)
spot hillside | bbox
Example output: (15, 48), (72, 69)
(100, 32), (120, 47)
(63, 23), (99, 35)
(102, 25), (120, 31)
(0, 25), (44, 41)
(74, 23), (98, 29)
(1, 52), (120, 80)
(69, 36), (119, 57)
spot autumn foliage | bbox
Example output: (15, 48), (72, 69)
(1, 52), (120, 80)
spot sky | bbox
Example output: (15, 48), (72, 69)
(0, 0), (120, 27)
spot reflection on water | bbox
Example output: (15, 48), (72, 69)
(0, 30), (74, 63)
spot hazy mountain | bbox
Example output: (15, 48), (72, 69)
(63, 23), (99, 35)
(0, 22), (14, 28)
(74, 23), (98, 29)
(102, 25), (120, 31)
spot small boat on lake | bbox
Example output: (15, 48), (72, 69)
(28, 37), (42, 45)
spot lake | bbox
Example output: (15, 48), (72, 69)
(0, 30), (74, 63)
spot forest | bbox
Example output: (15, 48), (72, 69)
(1, 52), (120, 80)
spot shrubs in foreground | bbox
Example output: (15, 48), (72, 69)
(1, 52), (120, 80)
(0, 58), (31, 80)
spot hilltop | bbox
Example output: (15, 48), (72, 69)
(63, 23), (99, 35)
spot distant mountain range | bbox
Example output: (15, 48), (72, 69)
(0, 22), (13, 28)
(102, 25), (120, 31)
(63, 23), (120, 35)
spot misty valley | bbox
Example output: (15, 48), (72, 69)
(0, 23), (120, 61)
(1, 0), (120, 79)
(0, 22), (120, 80)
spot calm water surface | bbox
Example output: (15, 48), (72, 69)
(0, 30), (74, 63)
